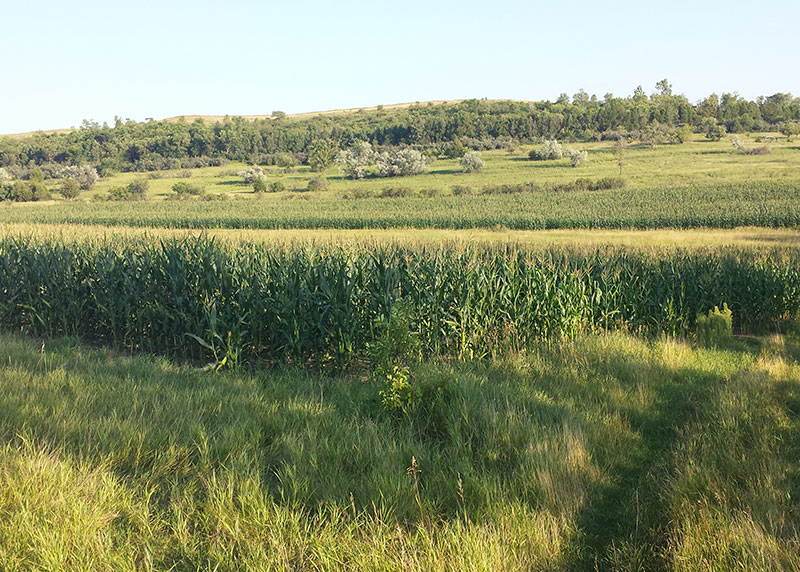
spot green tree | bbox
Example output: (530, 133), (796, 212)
(781, 121), (800, 141)
(308, 139), (337, 172)
(59, 179), (81, 200)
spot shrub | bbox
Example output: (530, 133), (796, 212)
(58, 165), (99, 190)
(443, 138), (465, 159)
(460, 150), (485, 173)
(128, 178), (149, 198)
(308, 139), (338, 172)
(593, 177), (626, 190)
(172, 182), (205, 196)
(59, 179), (81, 200)
(238, 167), (267, 184)
(269, 181), (286, 193)
(30, 182), (51, 201)
(307, 176), (329, 192)
(420, 188), (440, 198)
(451, 185), (473, 196)
(7, 181), (32, 201)
(696, 303), (733, 347)
(252, 178), (268, 193)
(336, 141), (376, 179)
(781, 121), (800, 141)
(379, 186), (413, 198)
(0, 167), (12, 184)
(529, 140), (563, 161)
(108, 179), (149, 201)
(705, 123), (726, 141)
(376, 148), (427, 177)
(565, 148), (588, 167)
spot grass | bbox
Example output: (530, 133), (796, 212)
(16, 132), (800, 202)
(4, 134), (799, 231)
(0, 331), (798, 570)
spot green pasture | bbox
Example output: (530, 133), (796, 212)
(1, 331), (797, 570)
(25, 132), (800, 202)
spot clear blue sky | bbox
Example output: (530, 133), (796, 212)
(2, 0), (798, 133)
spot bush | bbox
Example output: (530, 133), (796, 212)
(9, 180), (32, 202)
(238, 167), (267, 184)
(252, 178), (268, 193)
(108, 179), (149, 201)
(696, 304), (733, 347)
(269, 181), (286, 193)
(451, 185), (473, 196)
(379, 186), (413, 198)
(59, 179), (81, 200)
(705, 123), (726, 141)
(307, 176), (329, 192)
(172, 182), (205, 196)
(443, 138), (465, 159)
(58, 165), (99, 190)
(460, 150), (485, 173)
(565, 148), (588, 167)
(593, 177), (626, 190)
(0, 168), (12, 184)
(128, 178), (149, 198)
(420, 188), (440, 198)
(376, 148), (427, 177)
(529, 140), (563, 161)
(31, 182), (52, 201)
(308, 139), (338, 172)
(336, 141), (376, 179)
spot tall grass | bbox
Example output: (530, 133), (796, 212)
(0, 331), (798, 570)
(0, 236), (798, 368)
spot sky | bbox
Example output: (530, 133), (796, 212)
(1, 0), (798, 133)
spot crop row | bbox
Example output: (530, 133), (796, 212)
(1, 237), (798, 368)
(2, 181), (799, 230)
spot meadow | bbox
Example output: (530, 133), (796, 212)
(2, 134), (800, 232)
(1, 329), (798, 570)
(1, 128), (800, 570)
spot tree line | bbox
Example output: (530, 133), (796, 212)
(1, 82), (798, 173)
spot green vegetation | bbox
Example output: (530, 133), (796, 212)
(1, 329), (798, 570)
(1, 237), (797, 370)
(2, 91), (800, 571)
(2, 88), (798, 174)
(1, 180), (798, 230)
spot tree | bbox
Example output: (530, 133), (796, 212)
(30, 181), (51, 201)
(529, 140), (563, 160)
(59, 178), (81, 200)
(781, 121), (800, 141)
(460, 150), (484, 173)
(58, 165), (99, 190)
(565, 148), (588, 167)
(10, 180), (32, 202)
(376, 148), (427, 177)
(308, 139), (338, 172)
(336, 141), (376, 179)
(655, 79), (673, 97)
(128, 178), (149, 198)
(705, 121), (726, 141)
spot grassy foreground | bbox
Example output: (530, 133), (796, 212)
(1, 332), (798, 570)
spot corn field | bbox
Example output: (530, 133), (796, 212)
(1, 181), (799, 230)
(0, 237), (798, 368)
